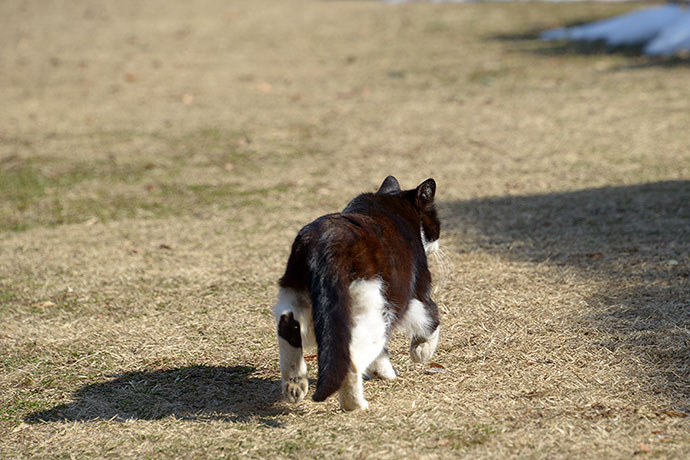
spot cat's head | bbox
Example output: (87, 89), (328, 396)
(376, 176), (440, 256)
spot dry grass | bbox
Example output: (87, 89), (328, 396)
(1, 0), (689, 458)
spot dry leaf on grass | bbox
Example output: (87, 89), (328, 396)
(425, 362), (449, 375)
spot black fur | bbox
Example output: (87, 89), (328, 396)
(278, 312), (302, 349)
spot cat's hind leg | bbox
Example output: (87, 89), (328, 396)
(274, 289), (309, 403)
(365, 348), (397, 380)
(399, 298), (440, 363)
(339, 279), (388, 411)
(410, 327), (439, 363)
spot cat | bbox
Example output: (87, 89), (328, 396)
(273, 176), (441, 411)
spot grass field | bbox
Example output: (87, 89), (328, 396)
(1, 0), (689, 458)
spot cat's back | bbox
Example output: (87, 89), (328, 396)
(300, 192), (415, 246)
(280, 192), (419, 289)
(291, 210), (377, 255)
(280, 211), (376, 290)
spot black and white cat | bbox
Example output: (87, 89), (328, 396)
(273, 176), (441, 411)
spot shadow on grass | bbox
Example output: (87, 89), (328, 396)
(445, 180), (690, 402)
(25, 365), (287, 426)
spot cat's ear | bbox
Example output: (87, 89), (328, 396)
(415, 178), (436, 208)
(376, 175), (401, 195)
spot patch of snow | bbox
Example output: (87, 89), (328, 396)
(541, 5), (685, 46)
(645, 12), (690, 56)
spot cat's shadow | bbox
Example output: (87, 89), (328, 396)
(25, 365), (287, 426)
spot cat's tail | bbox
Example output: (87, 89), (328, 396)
(309, 249), (352, 402)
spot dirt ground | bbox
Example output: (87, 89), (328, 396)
(1, 1), (689, 458)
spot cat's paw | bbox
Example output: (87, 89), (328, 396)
(410, 340), (434, 363)
(366, 357), (397, 380)
(365, 367), (397, 380)
(339, 395), (369, 411)
(282, 375), (308, 403)
(410, 327), (440, 363)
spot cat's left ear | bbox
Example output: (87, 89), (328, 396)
(376, 175), (401, 195)
(415, 178), (436, 208)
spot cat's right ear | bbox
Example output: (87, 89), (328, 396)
(415, 178), (436, 208)
(376, 176), (401, 195)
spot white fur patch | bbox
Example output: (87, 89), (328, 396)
(421, 228), (439, 256)
(425, 239), (439, 256)
(396, 298), (433, 338)
(339, 371), (368, 411)
(277, 335), (308, 403)
(278, 336), (307, 377)
(348, 279), (387, 373)
(366, 352), (397, 380)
